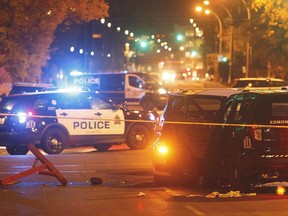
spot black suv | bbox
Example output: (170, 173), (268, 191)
(210, 88), (288, 189)
(0, 90), (158, 155)
(152, 88), (241, 185)
(232, 78), (288, 88)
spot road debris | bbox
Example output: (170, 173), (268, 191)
(90, 177), (103, 185)
(137, 192), (146, 197)
(205, 191), (256, 198)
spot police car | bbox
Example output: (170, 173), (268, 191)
(0, 89), (158, 155)
(215, 88), (288, 190)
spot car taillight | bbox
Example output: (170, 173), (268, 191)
(250, 126), (262, 141)
(154, 140), (169, 155)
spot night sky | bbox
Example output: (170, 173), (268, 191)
(106, 0), (199, 35)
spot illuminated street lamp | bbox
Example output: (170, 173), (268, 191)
(203, 0), (234, 84)
(196, 6), (223, 54)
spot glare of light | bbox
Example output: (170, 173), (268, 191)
(107, 53), (111, 58)
(57, 71), (64, 80)
(196, 6), (203, 12)
(47, 10), (52, 15)
(176, 34), (184, 41)
(203, 0), (210, 5)
(158, 146), (168, 154)
(223, 57), (228, 62)
(107, 22), (112, 28)
(151, 35), (155, 39)
(140, 41), (147, 48)
(79, 49), (83, 54)
(168, 47), (172, 51)
(190, 18), (194, 24)
(191, 50), (197, 57)
(157, 39), (161, 43)
(70, 71), (83, 76)
(70, 46), (75, 52)
(195, 27), (200, 32)
(158, 88), (167, 95)
(193, 23), (197, 27)
(180, 46), (185, 51)
(18, 112), (27, 124)
(157, 49), (161, 53)
(100, 18), (105, 24)
(124, 30), (129, 35)
(117, 27), (121, 32)
(277, 186), (286, 195)
(130, 32), (134, 37)
(205, 9), (211, 15)
(90, 51), (95, 56)
(164, 45), (168, 49)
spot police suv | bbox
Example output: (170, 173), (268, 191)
(68, 71), (168, 111)
(216, 88), (288, 190)
(0, 89), (158, 155)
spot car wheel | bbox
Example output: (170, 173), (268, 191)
(93, 144), (112, 152)
(6, 145), (29, 155)
(42, 128), (67, 154)
(126, 124), (150, 150)
(141, 98), (155, 111)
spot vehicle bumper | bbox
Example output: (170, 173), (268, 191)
(0, 132), (42, 146)
(240, 154), (288, 181)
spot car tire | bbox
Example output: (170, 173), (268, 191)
(93, 144), (112, 152)
(141, 98), (155, 111)
(6, 145), (29, 155)
(42, 128), (67, 154)
(126, 124), (150, 150)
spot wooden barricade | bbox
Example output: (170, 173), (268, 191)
(0, 144), (68, 186)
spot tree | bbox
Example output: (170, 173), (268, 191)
(0, 0), (108, 83)
(252, 0), (288, 34)
(251, 0), (288, 78)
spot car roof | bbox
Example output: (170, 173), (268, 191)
(241, 87), (288, 95)
(171, 88), (242, 98)
(233, 77), (286, 82)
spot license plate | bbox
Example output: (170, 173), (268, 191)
(0, 117), (5, 125)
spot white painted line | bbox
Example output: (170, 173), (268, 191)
(185, 205), (206, 216)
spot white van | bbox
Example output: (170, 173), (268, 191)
(68, 71), (168, 110)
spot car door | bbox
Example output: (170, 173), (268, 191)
(55, 94), (125, 136)
(125, 74), (146, 106)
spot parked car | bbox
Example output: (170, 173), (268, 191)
(9, 82), (56, 95)
(231, 77), (288, 88)
(0, 89), (158, 155)
(152, 88), (241, 186)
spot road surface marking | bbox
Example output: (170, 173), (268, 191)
(185, 205), (206, 216)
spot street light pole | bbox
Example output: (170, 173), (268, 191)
(241, 0), (251, 77)
(209, 10), (223, 55)
(196, 7), (223, 54)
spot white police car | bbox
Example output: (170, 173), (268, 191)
(0, 89), (158, 155)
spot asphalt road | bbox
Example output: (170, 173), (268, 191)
(0, 145), (288, 216)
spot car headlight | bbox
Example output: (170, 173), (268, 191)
(18, 112), (32, 124)
(148, 112), (156, 121)
(158, 88), (167, 95)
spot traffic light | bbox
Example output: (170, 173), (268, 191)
(176, 33), (184, 42)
